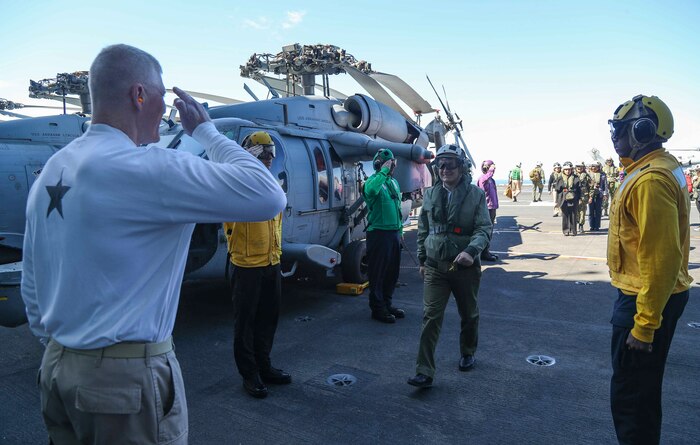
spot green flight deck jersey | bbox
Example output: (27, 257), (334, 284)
(363, 166), (403, 232)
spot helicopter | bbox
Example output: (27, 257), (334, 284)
(0, 43), (471, 328)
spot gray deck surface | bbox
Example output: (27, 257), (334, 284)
(2, 186), (699, 444)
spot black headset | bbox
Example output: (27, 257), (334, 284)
(630, 99), (657, 148)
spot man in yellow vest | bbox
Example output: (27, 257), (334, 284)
(224, 131), (289, 399)
(607, 95), (691, 444)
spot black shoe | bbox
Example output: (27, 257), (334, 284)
(407, 374), (433, 388)
(388, 307), (405, 319)
(260, 367), (292, 385)
(243, 374), (268, 399)
(459, 355), (475, 371)
(481, 252), (498, 261)
(371, 312), (396, 324)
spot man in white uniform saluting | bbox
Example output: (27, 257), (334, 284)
(21, 44), (286, 444)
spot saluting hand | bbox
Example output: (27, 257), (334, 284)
(172, 86), (212, 136)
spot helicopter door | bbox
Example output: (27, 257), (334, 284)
(306, 141), (340, 246)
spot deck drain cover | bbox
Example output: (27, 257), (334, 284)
(295, 315), (314, 322)
(326, 373), (357, 387)
(688, 322), (700, 329)
(526, 355), (556, 366)
(575, 281), (593, 285)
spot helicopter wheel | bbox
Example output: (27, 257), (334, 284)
(341, 240), (368, 283)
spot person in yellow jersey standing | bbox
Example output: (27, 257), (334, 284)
(224, 131), (291, 399)
(607, 95), (692, 445)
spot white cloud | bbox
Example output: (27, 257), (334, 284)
(282, 11), (306, 29)
(244, 17), (272, 30)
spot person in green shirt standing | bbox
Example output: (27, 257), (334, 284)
(363, 149), (405, 324)
(509, 163), (522, 201)
(407, 144), (491, 388)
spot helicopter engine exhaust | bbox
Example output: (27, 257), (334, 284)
(333, 94), (428, 147)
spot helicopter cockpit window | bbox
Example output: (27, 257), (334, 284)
(330, 149), (343, 206)
(235, 130), (288, 193)
(314, 147), (329, 204)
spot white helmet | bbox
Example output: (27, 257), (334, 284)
(435, 144), (466, 160)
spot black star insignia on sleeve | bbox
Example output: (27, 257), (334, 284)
(46, 171), (71, 218)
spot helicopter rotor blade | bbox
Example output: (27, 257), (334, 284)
(314, 84), (348, 100)
(442, 84), (452, 114)
(455, 131), (475, 165)
(343, 66), (413, 121)
(36, 94), (84, 108)
(0, 109), (31, 119)
(19, 104), (81, 111)
(243, 83), (259, 101)
(167, 89), (243, 105)
(257, 76), (282, 98)
(369, 72), (434, 115)
(426, 75), (451, 118)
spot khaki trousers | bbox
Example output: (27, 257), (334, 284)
(40, 339), (188, 444)
(415, 263), (481, 378)
(511, 180), (522, 198)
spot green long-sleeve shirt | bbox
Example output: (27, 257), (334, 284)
(363, 166), (403, 231)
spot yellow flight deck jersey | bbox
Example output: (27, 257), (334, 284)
(607, 150), (692, 342)
(224, 213), (282, 268)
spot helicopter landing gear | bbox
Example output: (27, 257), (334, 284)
(341, 240), (368, 283)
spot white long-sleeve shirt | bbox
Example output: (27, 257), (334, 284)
(21, 122), (286, 348)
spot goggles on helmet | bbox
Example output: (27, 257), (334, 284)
(437, 158), (461, 171)
(608, 118), (635, 140)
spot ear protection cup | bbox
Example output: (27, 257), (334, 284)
(631, 117), (657, 146)
(462, 158), (471, 176)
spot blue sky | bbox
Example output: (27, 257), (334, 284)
(2, 0), (699, 178)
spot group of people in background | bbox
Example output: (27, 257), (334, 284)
(507, 158), (625, 236)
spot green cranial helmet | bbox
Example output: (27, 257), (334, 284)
(373, 148), (395, 170)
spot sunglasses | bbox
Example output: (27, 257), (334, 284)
(437, 159), (460, 170)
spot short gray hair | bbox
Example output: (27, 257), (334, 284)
(89, 44), (162, 110)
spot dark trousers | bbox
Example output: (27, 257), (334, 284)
(366, 229), (401, 314)
(610, 289), (689, 445)
(588, 194), (603, 230)
(232, 263), (281, 378)
(561, 200), (578, 235)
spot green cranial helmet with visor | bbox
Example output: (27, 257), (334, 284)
(373, 148), (395, 171)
